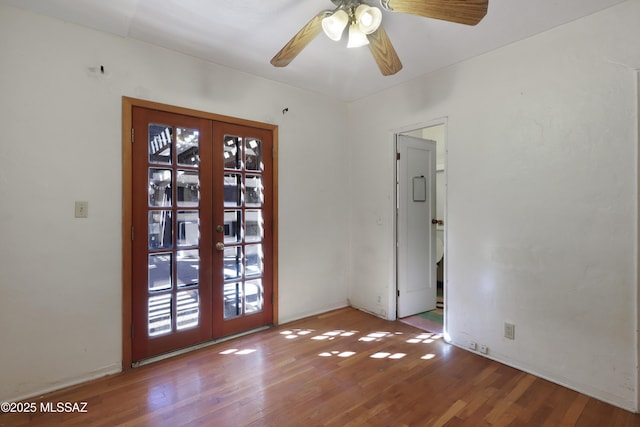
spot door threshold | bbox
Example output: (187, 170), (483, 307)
(132, 325), (273, 367)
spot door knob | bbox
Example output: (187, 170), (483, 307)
(215, 242), (224, 251)
(216, 225), (224, 233)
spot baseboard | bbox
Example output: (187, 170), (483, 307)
(278, 301), (349, 325)
(7, 363), (121, 403)
(449, 339), (638, 414)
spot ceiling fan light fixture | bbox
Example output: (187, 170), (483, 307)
(355, 4), (382, 35)
(347, 23), (369, 48)
(321, 9), (349, 41)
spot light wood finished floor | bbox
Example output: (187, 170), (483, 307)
(2, 307), (638, 426)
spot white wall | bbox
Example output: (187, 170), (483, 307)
(348, 0), (639, 412)
(0, 4), (349, 401)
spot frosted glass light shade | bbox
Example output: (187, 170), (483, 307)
(321, 9), (349, 41)
(355, 4), (382, 35)
(347, 23), (369, 48)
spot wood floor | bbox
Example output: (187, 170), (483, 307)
(2, 307), (638, 426)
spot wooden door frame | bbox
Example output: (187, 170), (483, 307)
(121, 97), (279, 370)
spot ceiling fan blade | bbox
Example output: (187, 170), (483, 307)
(385, 0), (488, 25)
(271, 12), (328, 67)
(368, 26), (403, 76)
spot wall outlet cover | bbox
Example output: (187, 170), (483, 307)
(504, 322), (515, 340)
(75, 201), (89, 218)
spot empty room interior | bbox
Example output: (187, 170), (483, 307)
(1, 0), (640, 425)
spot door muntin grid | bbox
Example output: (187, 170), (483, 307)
(147, 124), (201, 336)
(222, 135), (265, 319)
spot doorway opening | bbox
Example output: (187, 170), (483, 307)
(396, 122), (446, 334)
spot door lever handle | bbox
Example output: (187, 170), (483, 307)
(431, 219), (444, 226)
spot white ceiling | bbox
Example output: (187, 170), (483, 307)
(2, 0), (627, 101)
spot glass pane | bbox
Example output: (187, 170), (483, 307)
(224, 210), (242, 244)
(177, 249), (199, 288)
(245, 210), (263, 243)
(177, 211), (199, 247)
(176, 128), (200, 167)
(176, 290), (199, 330)
(224, 135), (241, 170)
(245, 279), (263, 314)
(148, 253), (172, 292)
(148, 294), (172, 336)
(148, 124), (172, 164)
(224, 174), (242, 207)
(224, 246), (242, 280)
(245, 138), (262, 171)
(245, 175), (263, 207)
(245, 244), (263, 277)
(149, 169), (172, 207)
(177, 170), (199, 207)
(148, 210), (172, 250)
(223, 282), (241, 319)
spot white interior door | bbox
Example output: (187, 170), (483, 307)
(396, 134), (437, 318)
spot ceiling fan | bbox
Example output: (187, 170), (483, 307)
(270, 0), (488, 76)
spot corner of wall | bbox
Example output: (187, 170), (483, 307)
(636, 70), (640, 413)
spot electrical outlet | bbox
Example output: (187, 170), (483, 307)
(75, 201), (89, 218)
(504, 322), (515, 340)
(469, 341), (477, 351)
(479, 344), (488, 354)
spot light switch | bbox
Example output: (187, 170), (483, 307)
(75, 201), (89, 218)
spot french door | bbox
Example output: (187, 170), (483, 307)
(131, 106), (274, 362)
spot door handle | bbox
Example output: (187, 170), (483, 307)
(431, 219), (444, 226)
(215, 242), (224, 251)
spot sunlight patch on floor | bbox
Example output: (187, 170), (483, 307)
(280, 329), (314, 339)
(219, 348), (256, 355)
(312, 330), (359, 340)
(370, 352), (407, 359)
(319, 350), (357, 358)
(359, 331), (392, 342)
(407, 333), (442, 344)
(278, 327), (443, 363)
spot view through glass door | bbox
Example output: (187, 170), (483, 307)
(131, 107), (274, 362)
